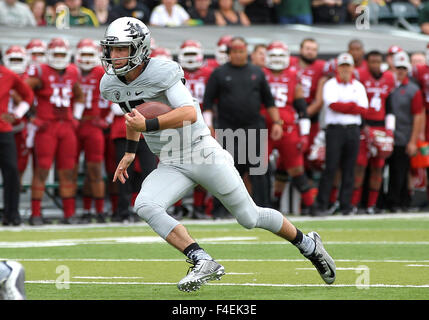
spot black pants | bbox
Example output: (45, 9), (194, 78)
(114, 138), (157, 217)
(0, 132), (20, 221)
(386, 146), (411, 209)
(316, 125), (360, 213)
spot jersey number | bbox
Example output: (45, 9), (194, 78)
(50, 87), (71, 108)
(369, 93), (381, 112)
(270, 84), (288, 108)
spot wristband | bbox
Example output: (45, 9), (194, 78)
(145, 118), (160, 132)
(73, 102), (85, 120)
(298, 118), (311, 136)
(125, 139), (138, 153)
(14, 101), (30, 119)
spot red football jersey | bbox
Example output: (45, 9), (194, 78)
(27, 63), (80, 121)
(8, 72), (30, 127)
(357, 68), (395, 121)
(79, 65), (105, 117)
(99, 97), (112, 119)
(263, 67), (298, 125)
(183, 66), (212, 110)
(0, 65), (34, 132)
(110, 115), (126, 140)
(413, 64), (429, 110)
(289, 57), (326, 104)
(205, 58), (220, 72)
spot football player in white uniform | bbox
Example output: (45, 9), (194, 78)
(100, 17), (336, 292)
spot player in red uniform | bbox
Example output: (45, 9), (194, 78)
(178, 39), (215, 219)
(0, 59), (34, 226)
(385, 45), (402, 73)
(26, 38), (85, 225)
(150, 47), (173, 60)
(262, 41), (317, 212)
(331, 50), (395, 214)
(26, 39), (47, 65)
(412, 42), (429, 205)
(74, 38), (109, 223)
(3, 45), (31, 185)
(289, 39), (327, 188)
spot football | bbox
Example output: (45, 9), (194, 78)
(133, 101), (173, 119)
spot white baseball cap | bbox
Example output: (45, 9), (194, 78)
(337, 53), (354, 66)
(393, 51), (411, 70)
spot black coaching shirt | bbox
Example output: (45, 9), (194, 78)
(203, 62), (275, 129)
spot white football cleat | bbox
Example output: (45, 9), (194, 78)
(0, 261), (26, 300)
(305, 232), (336, 285)
(177, 259), (225, 292)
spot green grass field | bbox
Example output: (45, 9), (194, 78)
(1, 213), (429, 300)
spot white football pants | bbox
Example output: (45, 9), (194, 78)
(134, 135), (284, 239)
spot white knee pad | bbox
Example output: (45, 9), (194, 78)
(134, 199), (180, 240)
(234, 204), (283, 233)
(255, 207), (284, 234)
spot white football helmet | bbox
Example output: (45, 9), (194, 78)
(215, 35), (232, 65)
(26, 39), (47, 65)
(100, 17), (151, 76)
(266, 41), (290, 71)
(178, 40), (204, 70)
(47, 38), (71, 70)
(4, 45), (29, 75)
(75, 38), (101, 71)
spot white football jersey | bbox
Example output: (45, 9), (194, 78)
(100, 57), (210, 160)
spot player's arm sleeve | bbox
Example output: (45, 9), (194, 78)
(13, 73), (34, 106)
(12, 73), (34, 118)
(165, 80), (195, 108)
(202, 71), (219, 111)
(411, 89), (424, 114)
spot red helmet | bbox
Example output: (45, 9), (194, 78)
(47, 38), (71, 70)
(368, 128), (394, 159)
(26, 39), (47, 64)
(75, 38), (100, 71)
(215, 35), (232, 65)
(178, 40), (204, 70)
(266, 41), (290, 71)
(4, 45), (28, 74)
(150, 47), (172, 60)
(388, 45), (402, 55)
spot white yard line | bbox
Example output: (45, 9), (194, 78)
(25, 280), (429, 288)
(4, 258), (429, 263)
(296, 267), (368, 271)
(0, 212), (428, 232)
(73, 276), (145, 279)
(407, 264), (429, 267)
(0, 237), (428, 248)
